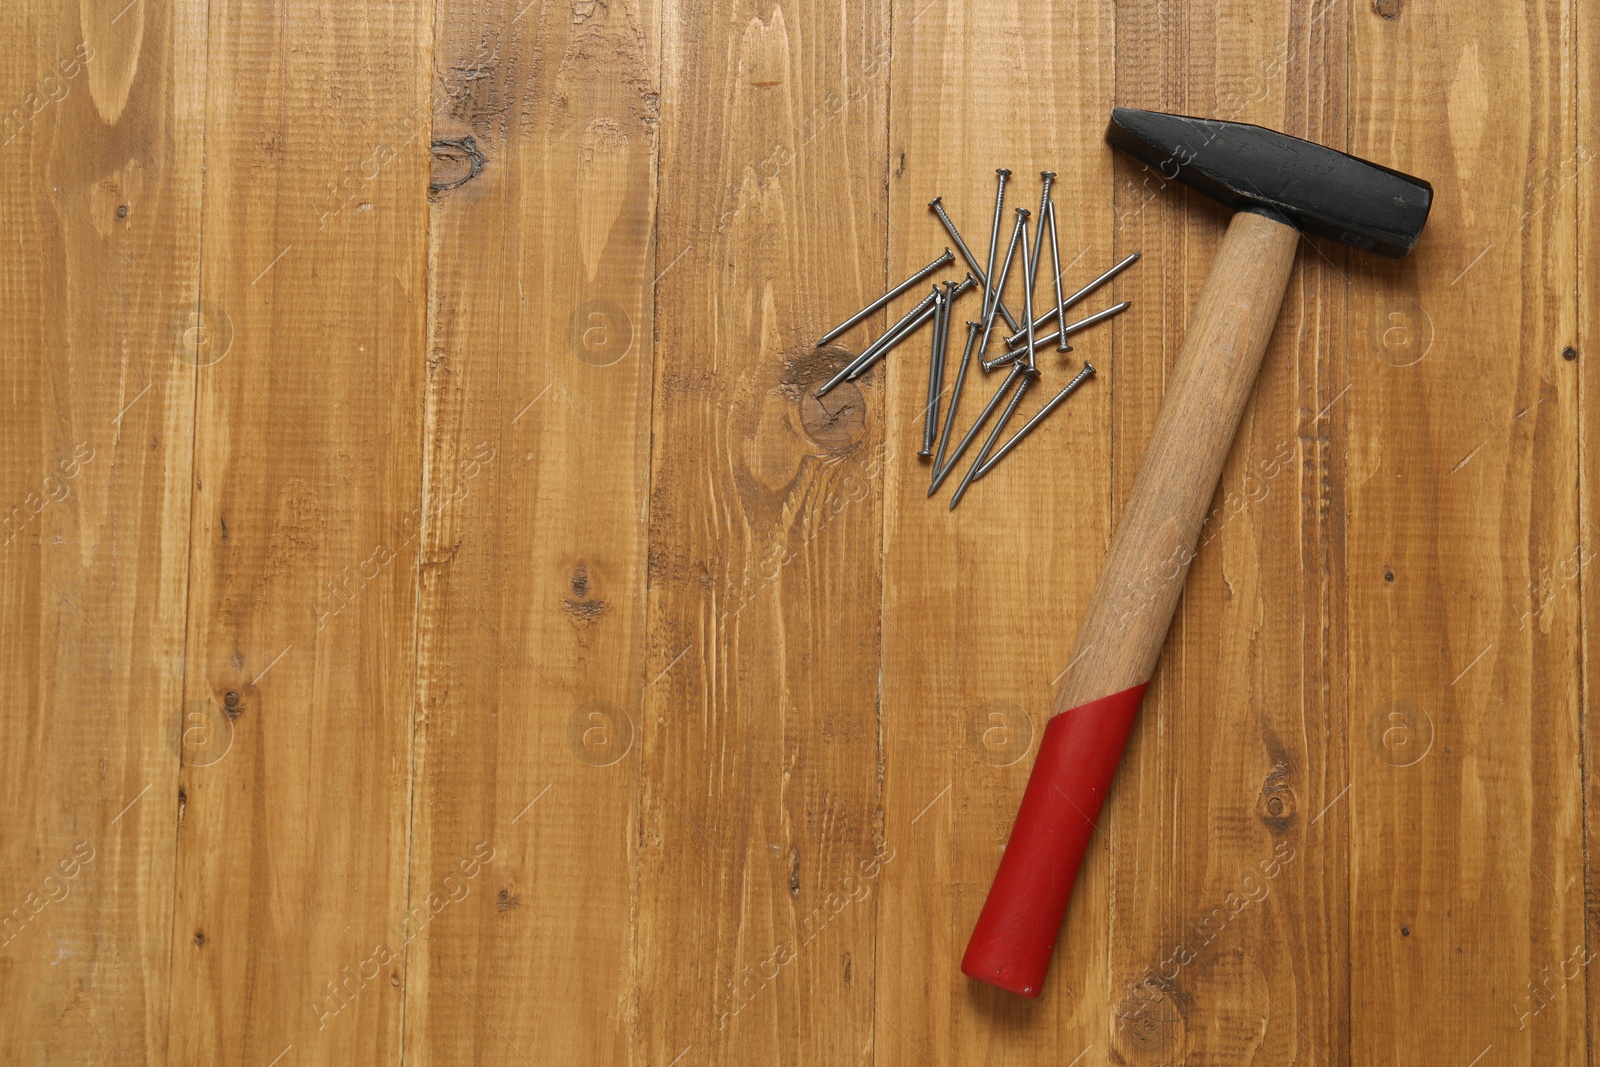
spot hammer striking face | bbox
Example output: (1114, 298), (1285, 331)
(1106, 106), (1433, 257)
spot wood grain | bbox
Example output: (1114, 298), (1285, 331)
(0, 1), (1593, 1063)
(0, 2), (199, 1063)
(404, 0), (658, 1063)
(637, 4), (889, 1064)
(875, 0), (1118, 1061)
(1347, 2), (1583, 1064)
(1583, 0), (1600, 1055)
(167, 2), (432, 1063)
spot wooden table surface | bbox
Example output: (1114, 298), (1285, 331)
(2, 0), (1593, 1063)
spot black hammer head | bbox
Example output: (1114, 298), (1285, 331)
(1106, 107), (1432, 258)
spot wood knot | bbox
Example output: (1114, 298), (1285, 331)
(1373, 0), (1402, 17)
(1257, 774), (1297, 831)
(799, 384), (867, 451)
(429, 135), (485, 198)
(1113, 982), (1183, 1059)
(562, 562), (610, 624)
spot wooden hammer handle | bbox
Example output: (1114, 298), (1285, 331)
(1056, 209), (1301, 708)
(963, 209), (1300, 997)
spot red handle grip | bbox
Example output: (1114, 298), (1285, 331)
(961, 683), (1149, 997)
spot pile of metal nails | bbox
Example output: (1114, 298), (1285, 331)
(814, 169), (1139, 509)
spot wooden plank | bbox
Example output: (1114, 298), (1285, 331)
(165, 3), (432, 1063)
(1584, 0), (1600, 1055)
(0, 2), (200, 1064)
(872, 2), (1117, 1063)
(636, 3), (889, 1063)
(1105, 4), (1350, 1063)
(402, 0), (658, 1063)
(1347, 1), (1582, 1063)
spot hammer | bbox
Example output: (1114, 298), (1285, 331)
(962, 108), (1433, 997)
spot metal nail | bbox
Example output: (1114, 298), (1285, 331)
(851, 295), (934, 383)
(981, 170), (1011, 326)
(974, 363), (1096, 480)
(815, 248), (954, 347)
(817, 286), (943, 397)
(1007, 251), (1141, 347)
(985, 300), (1131, 372)
(950, 368), (1035, 509)
(929, 197), (1020, 332)
(932, 320), (981, 477)
(979, 350), (1016, 373)
(977, 208), (1029, 361)
(1030, 171), (1055, 292)
(1046, 200), (1068, 351)
(870, 284), (946, 355)
(1017, 210), (1038, 373)
(920, 283), (955, 457)
(928, 362), (1027, 495)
